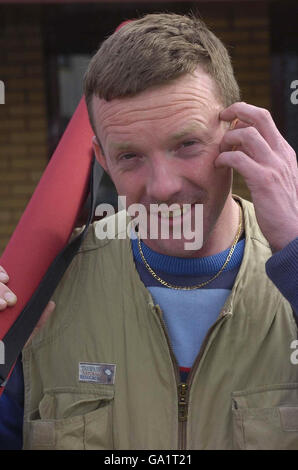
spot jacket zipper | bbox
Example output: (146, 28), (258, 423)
(154, 304), (231, 450)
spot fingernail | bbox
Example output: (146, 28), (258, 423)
(0, 298), (7, 308)
(4, 292), (17, 304)
(229, 118), (238, 130)
(0, 273), (9, 282)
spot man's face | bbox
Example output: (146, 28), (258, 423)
(92, 68), (233, 256)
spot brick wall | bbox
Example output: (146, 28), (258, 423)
(0, 6), (48, 254)
(0, 2), (271, 253)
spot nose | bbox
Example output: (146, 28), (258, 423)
(146, 154), (183, 203)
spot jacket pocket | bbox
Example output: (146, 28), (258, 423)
(23, 387), (114, 450)
(232, 383), (298, 450)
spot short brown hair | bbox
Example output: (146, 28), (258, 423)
(84, 13), (240, 132)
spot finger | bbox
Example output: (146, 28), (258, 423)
(0, 266), (17, 310)
(214, 150), (262, 188)
(220, 102), (283, 150)
(229, 118), (239, 130)
(228, 119), (251, 151)
(0, 287), (17, 311)
(0, 266), (9, 284)
(233, 119), (251, 130)
(220, 127), (272, 163)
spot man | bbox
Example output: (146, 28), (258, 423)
(0, 13), (297, 450)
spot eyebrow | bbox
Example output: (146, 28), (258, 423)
(170, 123), (211, 143)
(110, 141), (135, 152)
(108, 123), (212, 155)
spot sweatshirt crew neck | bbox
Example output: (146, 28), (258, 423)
(131, 235), (245, 276)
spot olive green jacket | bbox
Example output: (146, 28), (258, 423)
(22, 196), (298, 450)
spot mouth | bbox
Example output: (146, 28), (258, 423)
(151, 203), (196, 220)
(160, 205), (191, 219)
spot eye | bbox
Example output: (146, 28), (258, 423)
(120, 153), (137, 161)
(181, 140), (197, 148)
(175, 139), (203, 159)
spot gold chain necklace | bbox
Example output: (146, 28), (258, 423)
(137, 203), (243, 290)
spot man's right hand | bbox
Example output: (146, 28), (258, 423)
(0, 265), (55, 345)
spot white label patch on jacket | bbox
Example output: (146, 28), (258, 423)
(78, 362), (116, 384)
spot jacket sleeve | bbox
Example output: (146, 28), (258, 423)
(0, 354), (23, 450)
(265, 237), (298, 319)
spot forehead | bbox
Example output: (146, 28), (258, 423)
(92, 69), (222, 139)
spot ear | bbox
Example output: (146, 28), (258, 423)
(92, 135), (109, 174)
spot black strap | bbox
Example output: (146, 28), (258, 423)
(0, 156), (103, 387)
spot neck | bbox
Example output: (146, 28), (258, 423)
(196, 195), (242, 258)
